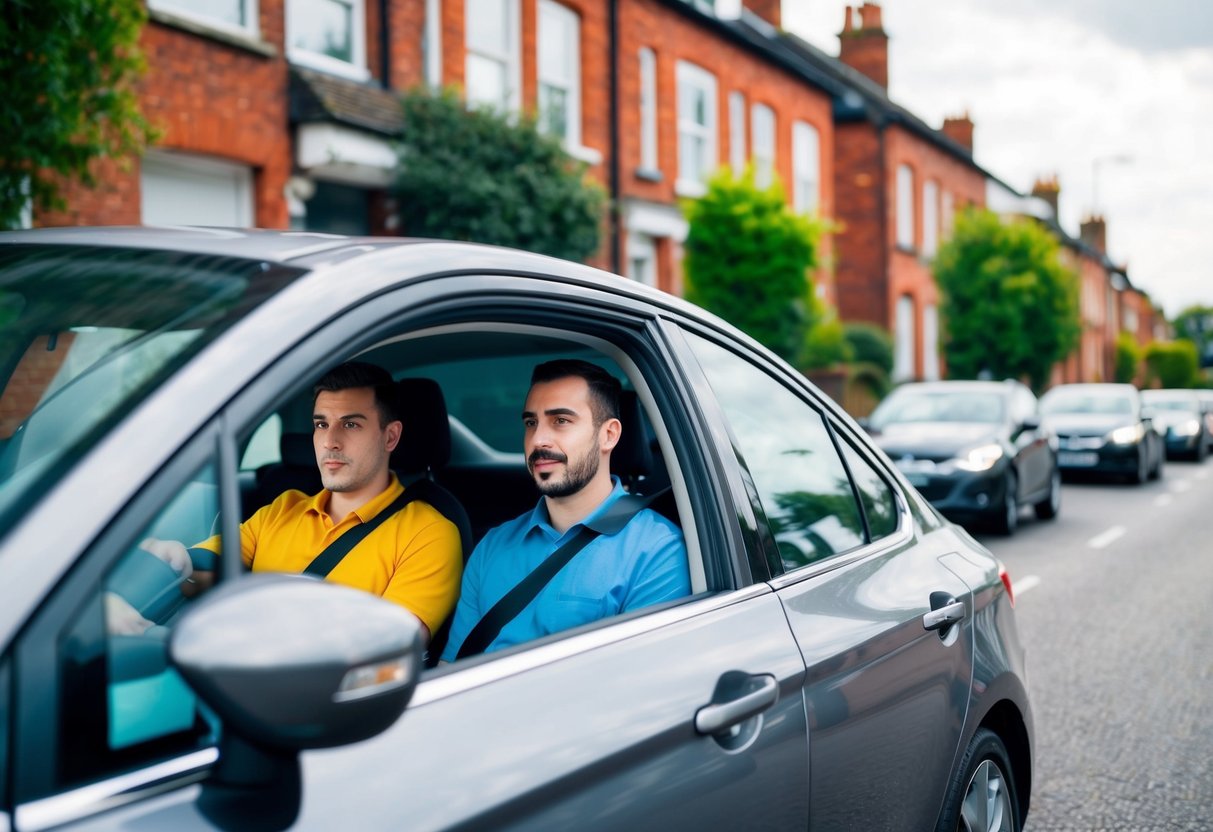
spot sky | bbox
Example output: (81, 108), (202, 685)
(723, 0), (1213, 319)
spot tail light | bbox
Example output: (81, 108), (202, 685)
(998, 562), (1015, 607)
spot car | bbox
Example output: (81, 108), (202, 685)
(0, 227), (1033, 832)
(1039, 382), (1165, 483)
(862, 380), (1061, 535)
(1141, 389), (1210, 462)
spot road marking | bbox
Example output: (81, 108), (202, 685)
(1088, 526), (1126, 549)
(1170, 478), (1192, 493)
(1154, 493), (1174, 507)
(1013, 575), (1041, 597)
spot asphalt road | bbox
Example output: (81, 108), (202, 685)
(973, 455), (1213, 831)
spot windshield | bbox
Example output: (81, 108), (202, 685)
(1040, 389), (1133, 416)
(0, 244), (301, 527)
(1141, 393), (1198, 413)
(869, 389), (1005, 429)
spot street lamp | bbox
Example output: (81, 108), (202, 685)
(1091, 154), (1133, 214)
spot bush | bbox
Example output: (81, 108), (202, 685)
(1114, 332), (1141, 384)
(1144, 340), (1201, 388)
(843, 322), (894, 376)
(392, 88), (606, 262)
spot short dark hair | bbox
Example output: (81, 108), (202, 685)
(530, 359), (621, 426)
(313, 361), (400, 426)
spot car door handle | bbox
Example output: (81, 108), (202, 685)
(695, 673), (778, 736)
(923, 600), (967, 631)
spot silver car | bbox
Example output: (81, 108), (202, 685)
(0, 228), (1033, 832)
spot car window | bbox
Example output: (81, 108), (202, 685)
(836, 433), (899, 540)
(57, 458), (223, 792)
(684, 332), (866, 571)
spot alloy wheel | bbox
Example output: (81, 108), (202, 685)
(959, 759), (1015, 832)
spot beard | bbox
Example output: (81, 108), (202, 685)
(529, 441), (600, 498)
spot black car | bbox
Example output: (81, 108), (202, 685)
(1141, 389), (1211, 462)
(0, 227), (1033, 832)
(864, 380), (1060, 535)
(1039, 383), (1165, 483)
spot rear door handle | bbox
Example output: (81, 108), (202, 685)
(695, 673), (778, 736)
(923, 600), (966, 631)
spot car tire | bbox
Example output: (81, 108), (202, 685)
(935, 727), (1021, 832)
(1150, 443), (1164, 481)
(991, 472), (1018, 536)
(1132, 448), (1149, 484)
(1195, 437), (1208, 463)
(1034, 466), (1061, 521)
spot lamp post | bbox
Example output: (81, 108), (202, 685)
(1091, 154), (1133, 214)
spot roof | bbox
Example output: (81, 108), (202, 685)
(289, 67), (404, 136)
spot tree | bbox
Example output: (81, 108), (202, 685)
(1172, 304), (1213, 370)
(392, 88), (606, 262)
(1144, 340), (1201, 388)
(1114, 332), (1141, 384)
(933, 207), (1080, 392)
(0, 0), (153, 229)
(683, 167), (825, 365)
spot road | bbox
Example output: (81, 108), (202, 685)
(973, 456), (1213, 831)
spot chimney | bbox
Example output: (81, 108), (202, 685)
(1080, 215), (1107, 253)
(838, 3), (889, 89)
(742, 0), (781, 29)
(941, 112), (974, 152)
(1031, 175), (1060, 219)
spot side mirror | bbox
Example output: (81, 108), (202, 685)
(1021, 415), (1042, 431)
(1140, 407), (1155, 424)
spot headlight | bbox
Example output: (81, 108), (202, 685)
(1171, 420), (1200, 437)
(954, 443), (1005, 472)
(1107, 424), (1145, 445)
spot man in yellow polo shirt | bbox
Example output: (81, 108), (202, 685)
(139, 361), (462, 643)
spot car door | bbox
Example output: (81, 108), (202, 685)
(674, 324), (976, 831)
(5, 274), (811, 830)
(1010, 386), (1051, 498)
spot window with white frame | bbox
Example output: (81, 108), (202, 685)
(922, 179), (939, 257)
(941, 190), (955, 241)
(792, 120), (820, 213)
(729, 91), (746, 173)
(676, 61), (717, 195)
(751, 103), (775, 188)
(150, 0), (259, 35)
(894, 294), (916, 381)
(638, 48), (658, 172)
(140, 152), (254, 228)
(424, 0), (443, 87)
(538, 1), (580, 145)
(627, 232), (658, 287)
(465, 0), (520, 112)
(896, 163), (915, 250)
(923, 304), (940, 381)
(287, 0), (366, 78)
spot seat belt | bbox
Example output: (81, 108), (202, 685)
(455, 490), (665, 660)
(303, 484), (423, 578)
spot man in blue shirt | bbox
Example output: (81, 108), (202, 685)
(442, 359), (689, 660)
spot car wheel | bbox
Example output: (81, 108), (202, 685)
(1150, 443), (1164, 480)
(1034, 465), (1061, 520)
(1195, 437), (1208, 463)
(991, 472), (1018, 536)
(935, 727), (1020, 832)
(1132, 448), (1149, 484)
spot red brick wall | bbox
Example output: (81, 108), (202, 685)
(833, 121), (886, 327)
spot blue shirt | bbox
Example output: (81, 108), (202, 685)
(442, 478), (690, 659)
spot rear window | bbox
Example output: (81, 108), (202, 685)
(0, 244), (300, 529)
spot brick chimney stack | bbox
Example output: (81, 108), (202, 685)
(942, 113), (974, 152)
(838, 3), (889, 89)
(743, 0), (781, 29)
(1031, 175), (1061, 219)
(1080, 216), (1107, 253)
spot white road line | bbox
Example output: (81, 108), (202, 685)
(1154, 493), (1174, 507)
(1012, 575), (1041, 597)
(1088, 526), (1127, 549)
(1170, 479), (1192, 493)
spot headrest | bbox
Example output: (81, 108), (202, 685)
(392, 377), (452, 474)
(280, 432), (315, 467)
(611, 389), (652, 480)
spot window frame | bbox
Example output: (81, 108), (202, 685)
(922, 178), (939, 258)
(464, 0), (522, 113)
(286, 0), (370, 81)
(750, 102), (775, 189)
(896, 162), (915, 251)
(894, 294), (916, 382)
(728, 90), (746, 173)
(638, 47), (659, 174)
(675, 60), (718, 197)
(537, 0), (582, 149)
(792, 119), (820, 214)
(148, 0), (261, 39)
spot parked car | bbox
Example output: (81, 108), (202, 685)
(1141, 389), (1210, 461)
(863, 380), (1060, 535)
(0, 227), (1033, 832)
(1039, 383), (1165, 483)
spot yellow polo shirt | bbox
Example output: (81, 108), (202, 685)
(198, 475), (461, 635)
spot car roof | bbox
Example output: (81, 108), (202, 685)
(891, 380), (1019, 395)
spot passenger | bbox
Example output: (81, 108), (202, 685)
(123, 361), (462, 644)
(441, 359), (689, 660)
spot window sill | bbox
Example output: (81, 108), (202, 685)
(565, 143), (604, 166)
(148, 8), (276, 58)
(287, 49), (372, 84)
(674, 179), (708, 199)
(634, 167), (664, 183)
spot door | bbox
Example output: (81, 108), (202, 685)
(679, 326), (975, 830)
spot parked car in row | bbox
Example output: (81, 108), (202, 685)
(1039, 383), (1165, 484)
(0, 228), (1032, 832)
(1141, 388), (1212, 462)
(862, 380), (1060, 535)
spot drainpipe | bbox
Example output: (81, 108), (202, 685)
(380, 0), (391, 89)
(608, 0), (622, 274)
